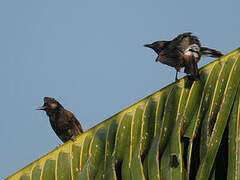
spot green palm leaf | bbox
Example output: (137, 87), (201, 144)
(6, 48), (240, 180)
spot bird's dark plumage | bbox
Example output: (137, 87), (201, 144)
(144, 32), (223, 81)
(37, 97), (83, 143)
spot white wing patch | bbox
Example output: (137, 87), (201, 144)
(184, 44), (200, 58)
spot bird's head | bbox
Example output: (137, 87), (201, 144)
(37, 97), (62, 115)
(144, 41), (167, 54)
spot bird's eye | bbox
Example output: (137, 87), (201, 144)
(50, 103), (57, 109)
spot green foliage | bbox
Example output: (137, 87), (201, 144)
(6, 48), (240, 180)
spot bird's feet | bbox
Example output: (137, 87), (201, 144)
(71, 135), (76, 142)
(175, 70), (180, 81)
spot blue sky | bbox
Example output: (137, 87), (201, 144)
(0, 0), (239, 178)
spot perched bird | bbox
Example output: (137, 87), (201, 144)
(37, 97), (83, 143)
(144, 32), (223, 81)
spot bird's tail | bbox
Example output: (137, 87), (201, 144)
(200, 47), (223, 58)
(184, 55), (200, 80)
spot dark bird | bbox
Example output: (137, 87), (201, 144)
(144, 32), (223, 81)
(37, 97), (83, 143)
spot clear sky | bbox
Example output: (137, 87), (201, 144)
(0, 0), (239, 178)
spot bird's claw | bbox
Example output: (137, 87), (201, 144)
(71, 135), (76, 142)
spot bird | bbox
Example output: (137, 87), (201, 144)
(144, 32), (223, 81)
(37, 97), (83, 143)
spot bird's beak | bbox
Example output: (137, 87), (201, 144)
(36, 106), (47, 110)
(144, 44), (153, 48)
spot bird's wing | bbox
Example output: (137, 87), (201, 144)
(170, 33), (201, 54)
(155, 50), (184, 70)
(71, 115), (84, 134)
(172, 32), (192, 42)
(169, 32), (192, 49)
